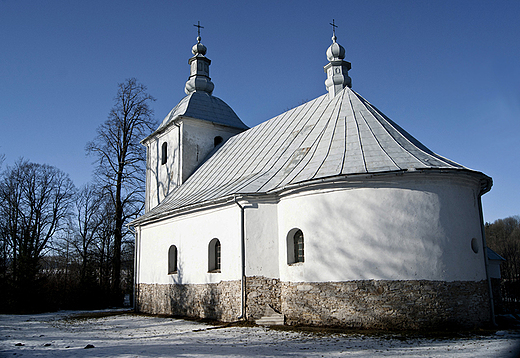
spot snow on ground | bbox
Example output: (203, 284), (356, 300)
(1, 310), (520, 357)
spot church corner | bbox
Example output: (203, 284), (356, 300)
(130, 22), (495, 330)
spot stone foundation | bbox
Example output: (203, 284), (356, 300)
(281, 280), (491, 330)
(136, 278), (491, 329)
(136, 281), (241, 322)
(245, 276), (281, 318)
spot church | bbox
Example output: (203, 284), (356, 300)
(131, 26), (494, 330)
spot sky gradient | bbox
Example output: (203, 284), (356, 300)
(1, 0), (518, 223)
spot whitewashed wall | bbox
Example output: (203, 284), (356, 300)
(244, 200), (280, 277)
(137, 205), (242, 285)
(145, 123), (181, 211)
(145, 117), (245, 212)
(277, 173), (487, 283)
(138, 172), (488, 287)
(181, 119), (244, 183)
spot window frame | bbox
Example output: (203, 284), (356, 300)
(287, 228), (304, 265)
(168, 244), (178, 274)
(293, 229), (304, 263)
(161, 142), (168, 165)
(208, 238), (221, 273)
(214, 136), (223, 147)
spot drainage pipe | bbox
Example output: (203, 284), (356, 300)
(478, 195), (496, 326)
(128, 224), (139, 311)
(234, 196), (246, 321)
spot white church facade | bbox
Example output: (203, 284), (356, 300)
(131, 29), (494, 330)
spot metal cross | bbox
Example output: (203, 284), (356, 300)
(330, 19), (338, 36)
(193, 21), (204, 37)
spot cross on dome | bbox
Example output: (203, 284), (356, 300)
(191, 21), (207, 56)
(330, 19), (338, 39)
(193, 21), (204, 42)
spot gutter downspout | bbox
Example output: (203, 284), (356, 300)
(128, 224), (138, 311)
(137, 225), (141, 311)
(234, 196), (246, 321)
(478, 194), (496, 326)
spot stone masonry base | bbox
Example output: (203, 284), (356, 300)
(136, 278), (491, 330)
(136, 280), (241, 322)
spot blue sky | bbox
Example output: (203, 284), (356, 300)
(1, 0), (518, 223)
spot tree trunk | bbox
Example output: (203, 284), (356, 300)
(111, 169), (123, 306)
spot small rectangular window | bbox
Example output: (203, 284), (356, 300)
(161, 142), (168, 165)
(287, 229), (304, 264)
(208, 238), (221, 273)
(168, 245), (177, 274)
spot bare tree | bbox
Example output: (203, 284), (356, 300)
(0, 159), (75, 311)
(69, 184), (105, 285)
(86, 78), (156, 305)
(46, 185), (114, 309)
(94, 198), (116, 299)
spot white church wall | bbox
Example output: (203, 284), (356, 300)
(145, 123), (181, 211)
(181, 119), (244, 183)
(243, 199), (280, 277)
(277, 173), (487, 283)
(137, 204), (242, 285)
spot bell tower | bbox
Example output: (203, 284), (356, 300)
(143, 23), (248, 212)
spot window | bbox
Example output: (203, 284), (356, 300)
(168, 245), (177, 274)
(161, 142), (168, 165)
(287, 229), (304, 264)
(214, 136), (223, 147)
(208, 238), (221, 272)
(294, 230), (304, 263)
(471, 238), (479, 254)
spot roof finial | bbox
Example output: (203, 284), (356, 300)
(185, 21), (214, 95)
(193, 21), (204, 42)
(324, 21), (351, 98)
(330, 19), (338, 41)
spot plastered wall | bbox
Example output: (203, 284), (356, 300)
(277, 174), (486, 283)
(181, 119), (244, 183)
(139, 172), (487, 286)
(137, 205), (242, 285)
(145, 124), (181, 211)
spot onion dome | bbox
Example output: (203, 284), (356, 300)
(324, 33), (352, 99)
(326, 35), (345, 61)
(192, 36), (207, 56)
(185, 35), (214, 95)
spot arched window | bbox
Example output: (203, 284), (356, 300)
(287, 229), (304, 264)
(208, 238), (221, 272)
(168, 245), (177, 274)
(161, 142), (168, 165)
(214, 136), (223, 147)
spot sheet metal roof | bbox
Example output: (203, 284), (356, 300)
(148, 91), (248, 139)
(136, 86), (486, 223)
(487, 247), (506, 261)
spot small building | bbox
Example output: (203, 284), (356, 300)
(487, 247), (505, 279)
(132, 30), (494, 330)
(487, 247), (506, 313)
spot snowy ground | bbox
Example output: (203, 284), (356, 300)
(1, 310), (520, 357)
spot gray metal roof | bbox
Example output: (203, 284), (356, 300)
(155, 91), (248, 133)
(136, 86), (489, 223)
(487, 247), (506, 261)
